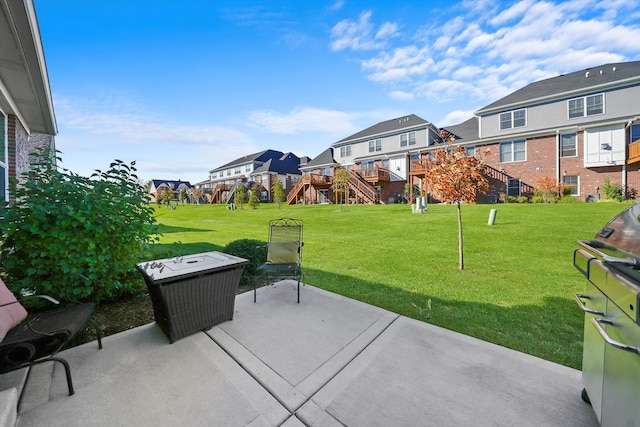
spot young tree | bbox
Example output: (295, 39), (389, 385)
(272, 178), (286, 208)
(159, 187), (174, 206)
(332, 167), (350, 207)
(403, 183), (412, 204)
(235, 185), (247, 208)
(248, 187), (260, 209)
(179, 188), (189, 204)
(424, 130), (489, 270)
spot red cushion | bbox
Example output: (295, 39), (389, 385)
(0, 278), (28, 342)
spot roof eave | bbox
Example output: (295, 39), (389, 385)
(0, 0), (57, 135)
(475, 76), (640, 116)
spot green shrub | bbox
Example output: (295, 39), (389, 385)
(562, 186), (575, 197)
(602, 176), (624, 201)
(505, 196), (519, 203)
(222, 239), (267, 286)
(0, 155), (158, 303)
(517, 196), (529, 203)
(531, 195), (544, 203)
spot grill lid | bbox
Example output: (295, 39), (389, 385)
(589, 203), (640, 261)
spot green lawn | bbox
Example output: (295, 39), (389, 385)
(147, 200), (634, 369)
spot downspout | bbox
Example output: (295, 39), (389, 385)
(623, 118), (637, 196)
(556, 130), (561, 185)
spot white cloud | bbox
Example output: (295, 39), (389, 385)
(328, 0), (344, 12)
(55, 95), (251, 147)
(442, 110), (476, 126)
(389, 91), (414, 101)
(52, 94), (259, 183)
(247, 107), (361, 136)
(362, 46), (433, 83)
(330, 11), (398, 51)
(333, 0), (640, 111)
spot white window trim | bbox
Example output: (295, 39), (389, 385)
(499, 109), (527, 130)
(400, 131), (416, 147)
(500, 140), (527, 163)
(567, 93), (604, 119)
(563, 175), (580, 196)
(560, 133), (578, 158)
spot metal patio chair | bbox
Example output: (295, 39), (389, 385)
(0, 279), (102, 411)
(254, 218), (303, 303)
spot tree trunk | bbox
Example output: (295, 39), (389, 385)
(457, 201), (464, 270)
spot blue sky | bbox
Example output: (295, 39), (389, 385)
(34, 0), (640, 185)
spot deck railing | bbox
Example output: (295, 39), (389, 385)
(629, 139), (640, 164)
(356, 166), (391, 182)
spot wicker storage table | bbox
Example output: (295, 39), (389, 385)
(136, 252), (248, 343)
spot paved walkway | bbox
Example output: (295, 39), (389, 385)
(7, 283), (597, 426)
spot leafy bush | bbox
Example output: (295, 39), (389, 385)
(0, 156), (158, 303)
(534, 176), (562, 203)
(602, 176), (624, 201)
(517, 196), (529, 203)
(531, 195), (544, 203)
(222, 239), (267, 286)
(505, 196), (519, 203)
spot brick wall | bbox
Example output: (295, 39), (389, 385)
(481, 131), (640, 200)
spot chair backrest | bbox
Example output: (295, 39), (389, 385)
(266, 218), (303, 265)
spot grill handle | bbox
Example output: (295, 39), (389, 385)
(592, 318), (640, 356)
(574, 294), (605, 316)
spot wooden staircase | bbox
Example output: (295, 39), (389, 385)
(209, 184), (230, 203)
(347, 170), (378, 204)
(286, 174), (333, 204)
(483, 164), (535, 195)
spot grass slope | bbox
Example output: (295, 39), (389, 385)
(148, 201), (633, 369)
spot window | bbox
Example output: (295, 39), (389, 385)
(569, 94), (603, 118)
(381, 159), (389, 169)
(563, 175), (579, 195)
(500, 140), (526, 162)
(227, 169), (231, 176)
(234, 167), (241, 175)
(507, 178), (521, 197)
(499, 109), (526, 130)
(400, 132), (416, 147)
(362, 160), (374, 169)
(368, 139), (381, 152)
(465, 146), (476, 157)
(631, 124), (640, 143)
(321, 167), (330, 176)
(245, 165), (251, 172)
(561, 133), (577, 157)
(340, 145), (351, 157)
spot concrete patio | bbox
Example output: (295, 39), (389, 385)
(3, 283), (597, 426)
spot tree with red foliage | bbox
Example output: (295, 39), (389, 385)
(424, 130), (489, 270)
(534, 176), (562, 203)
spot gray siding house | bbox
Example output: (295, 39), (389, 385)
(441, 61), (640, 200)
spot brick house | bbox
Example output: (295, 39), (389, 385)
(205, 150), (309, 204)
(0, 1), (57, 203)
(291, 115), (440, 204)
(148, 179), (193, 203)
(293, 61), (640, 205)
(434, 61), (640, 202)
